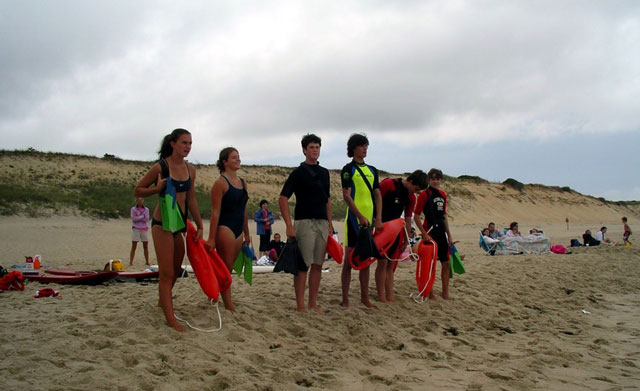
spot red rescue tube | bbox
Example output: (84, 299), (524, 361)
(186, 221), (220, 301)
(348, 218), (405, 270)
(326, 235), (343, 264)
(416, 240), (438, 298)
(374, 218), (404, 256)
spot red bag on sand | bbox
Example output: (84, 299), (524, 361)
(0, 271), (25, 291)
(34, 288), (59, 298)
(551, 244), (567, 254)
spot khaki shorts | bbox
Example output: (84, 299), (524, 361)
(294, 219), (329, 267)
(132, 228), (149, 242)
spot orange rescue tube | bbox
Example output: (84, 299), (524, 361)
(416, 240), (438, 298)
(326, 235), (343, 264)
(186, 221), (220, 301)
(374, 218), (404, 256)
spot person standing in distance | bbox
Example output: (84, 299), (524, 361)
(340, 133), (383, 309)
(129, 197), (150, 266)
(279, 134), (334, 313)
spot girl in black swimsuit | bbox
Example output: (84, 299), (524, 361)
(206, 147), (250, 312)
(134, 128), (204, 332)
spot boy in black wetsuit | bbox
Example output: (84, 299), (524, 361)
(413, 168), (454, 300)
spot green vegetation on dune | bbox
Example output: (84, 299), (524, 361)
(1, 148), (638, 219)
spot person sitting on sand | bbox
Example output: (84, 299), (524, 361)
(582, 230), (600, 246)
(129, 197), (150, 266)
(134, 128), (204, 332)
(481, 228), (503, 255)
(206, 147), (250, 313)
(595, 227), (616, 246)
(622, 217), (632, 247)
(505, 222), (521, 237)
(267, 232), (285, 262)
(488, 222), (501, 239)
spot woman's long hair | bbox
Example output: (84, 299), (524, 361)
(158, 128), (191, 159)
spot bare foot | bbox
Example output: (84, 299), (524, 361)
(387, 295), (396, 303)
(168, 321), (186, 332)
(442, 294), (452, 300)
(340, 300), (349, 308)
(428, 293), (439, 301)
(145, 262), (151, 266)
(225, 304), (237, 313)
(309, 305), (324, 314)
(362, 299), (378, 309)
(378, 297), (388, 303)
(296, 306), (308, 313)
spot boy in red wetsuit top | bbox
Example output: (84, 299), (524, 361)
(413, 168), (454, 300)
(375, 170), (428, 303)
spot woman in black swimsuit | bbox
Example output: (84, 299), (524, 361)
(206, 147), (249, 312)
(134, 128), (204, 332)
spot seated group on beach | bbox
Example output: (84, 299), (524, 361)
(134, 129), (455, 331)
(480, 221), (551, 255)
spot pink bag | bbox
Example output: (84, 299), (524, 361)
(550, 244), (567, 254)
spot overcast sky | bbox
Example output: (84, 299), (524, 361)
(1, 1), (639, 200)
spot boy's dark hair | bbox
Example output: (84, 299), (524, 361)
(427, 168), (443, 180)
(301, 133), (321, 149)
(406, 170), (428, 189)
(489, 222), (495, 226)
(259, 199), (268, 207)
(622, 217), (628, 222)
(347, 133), (369, 157)
(600, 226), (607, 231)
(510, 222), (518, 230)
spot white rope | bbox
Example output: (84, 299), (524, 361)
(383, 226), (420, 263)
(172, 232), (224, 332)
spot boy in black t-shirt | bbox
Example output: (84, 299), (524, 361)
(279, 134), (334, 313)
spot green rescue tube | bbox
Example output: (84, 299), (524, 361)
(160, 178), (185, 233)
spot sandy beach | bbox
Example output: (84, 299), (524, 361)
(1, 216), (639, 390)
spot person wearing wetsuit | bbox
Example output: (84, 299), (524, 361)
(340, 133), (382, 309)
(413, 168), (454, 300)
(207, 147), (249, 312)
(279, 133), (334, 313)
(375, 170), (427, 303)
(134, 128), (204, 332)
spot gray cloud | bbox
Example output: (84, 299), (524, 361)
(0, 0), (638, 199)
